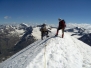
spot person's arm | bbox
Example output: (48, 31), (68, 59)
(64, 20), (66, 27)
(58, 22), (60, 27)
(62, 20), (66, 28)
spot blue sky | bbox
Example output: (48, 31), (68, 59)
(0, 0), (91, 25)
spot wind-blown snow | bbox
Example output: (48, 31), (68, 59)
(0, 28), (91, 68)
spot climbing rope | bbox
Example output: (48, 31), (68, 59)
(44, 45), (47, 68)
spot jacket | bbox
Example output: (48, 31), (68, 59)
(59, 20), (66, 29)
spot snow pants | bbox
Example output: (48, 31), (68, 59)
(41, 31), (49, 40)
(56, 27), (65, 38)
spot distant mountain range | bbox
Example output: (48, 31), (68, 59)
(65, 26), (91, 46)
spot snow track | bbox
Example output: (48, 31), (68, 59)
(0, 33), (55, 68)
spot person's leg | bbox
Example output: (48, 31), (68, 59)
(55, 27), (62, 36)
(62, 28), (64, 38)
(41, 31), (43, 40)
(46, 31), (49, 37)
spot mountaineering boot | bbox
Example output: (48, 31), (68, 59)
(46, 35), (49, 37)
(55, 34), (58, 36)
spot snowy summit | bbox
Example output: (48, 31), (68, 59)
(0, 28), (91, 68)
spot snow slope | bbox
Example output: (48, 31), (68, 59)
(0, 28), (91, 68)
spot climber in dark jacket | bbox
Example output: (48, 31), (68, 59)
(55, 18), (66, 38)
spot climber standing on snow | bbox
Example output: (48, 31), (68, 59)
(55, 18), (66, 38)
(40, 23), (49, 40)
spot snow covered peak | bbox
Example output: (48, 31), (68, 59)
(0, 28), (91, 68)
(20, 23), (29, 27)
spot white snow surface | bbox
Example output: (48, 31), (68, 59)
(0, 28), (91, 68)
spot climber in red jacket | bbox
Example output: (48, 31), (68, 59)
(55, 18), (66, 38)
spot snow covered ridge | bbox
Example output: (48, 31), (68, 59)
(65, 23), (91, 46)
(0, 29), (91, 68)
(79, 33), (91, 46)
(0, 23), (33, 37)
(0, 23), (36, 63)
(65, 26), (91, 46)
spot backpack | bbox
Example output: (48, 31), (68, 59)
(40, 25), (47, 32)
(59, 20), (66, 28)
